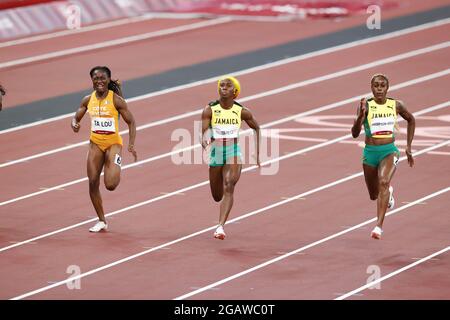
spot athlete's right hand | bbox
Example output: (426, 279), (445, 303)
(358, 98), (367, 118)
(359, 98), (367, 114)
(71, 118), (80, 132)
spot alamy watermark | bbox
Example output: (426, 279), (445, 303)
(366, 5), (381, 30)
(170, 121), (280, 175)
(63, 4), (81, 30)
(366, 264), (381, 289)
(66, 264), (81, 290)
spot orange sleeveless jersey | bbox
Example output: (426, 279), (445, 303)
(87, 90), (123, 152)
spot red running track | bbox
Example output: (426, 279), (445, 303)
(0, 8), (449, 300)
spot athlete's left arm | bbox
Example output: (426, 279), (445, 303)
(242, 107), (261, 167)
(397, 100), (415, 167)
(114, 94), (137, 162)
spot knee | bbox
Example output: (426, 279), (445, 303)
(105, 185), (116, 191)
(379, 179), (390, 192)
(223, 181), (236, 194)
(105, 182), (118, 191)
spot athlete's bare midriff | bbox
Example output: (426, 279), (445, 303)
(365, 136), (395, 146)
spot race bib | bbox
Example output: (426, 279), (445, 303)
(92, 117), (116, 134)
(393, 156), (399, 167)
(212, 126), (239, 139)
(370, 117), (395, 136)
(114, 154), (122, 167)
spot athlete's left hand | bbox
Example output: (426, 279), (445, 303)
(405, 148), (414, 167)
(128, 144), (138, 162)
(201, 139), (210, 150)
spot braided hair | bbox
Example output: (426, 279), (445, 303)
(89, 66), (123, 97)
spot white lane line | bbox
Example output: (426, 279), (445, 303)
(335, 246), (450, 300)
(0, 17), (232, 70)
(1, 17), (448, 135)
(9, 141), (449, 300)
(0, 72), (448, 209)
(0, 12), (223, 48)
(2, 102), (447, 253)
(1, 42), (448, 168)
(0, 14), (156, 48)
(175, 185), (450, 300)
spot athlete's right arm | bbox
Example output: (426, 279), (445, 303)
(200, 105), (212, 149)
(351, 98), (367, 138)
(71, 95), (90, 133)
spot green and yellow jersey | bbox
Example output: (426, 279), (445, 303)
(210, 100), (242, 140)
(364, 98), (397, 139)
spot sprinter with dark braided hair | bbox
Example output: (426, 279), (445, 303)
(71, 66), (137, 232)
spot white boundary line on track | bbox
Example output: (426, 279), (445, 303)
(0, 17), (232, 70)
(174, 185), (450, 300)
(0, 69), (448, 207)
(0, 12), (226, 48)
(1, 17), (448, 135)
(335, 245), (450, 300)
(1, 43), (449, 168)
(0, 14), (156, 48)
(1, 101), (448, 253)
(9, 141), (450, 300)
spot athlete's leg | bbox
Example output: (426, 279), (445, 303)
(376, 153), (397, 228)
(218, 159), (242, 225)
(104, 144), (123, 191)
(209, 166), (224, 202)
(87, 142), (106, 222)
(363, 164), (379, 201)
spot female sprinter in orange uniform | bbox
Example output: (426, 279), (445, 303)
(71, 66), (137, 232)
(0, 84), (5, 110)
(351, 74), (415, 239)
(201, 76), (260, 240)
